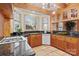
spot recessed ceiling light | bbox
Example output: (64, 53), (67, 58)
(52, 11), (56, 15)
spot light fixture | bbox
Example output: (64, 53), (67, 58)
(42, 3), (45, 6)
(52, 11), (56, 15)
(42, 3), (46, 9)
(42, 3), (49, 9)
(50, 3), (59, 11)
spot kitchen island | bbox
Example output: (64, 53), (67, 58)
(0, 36), (35, 56)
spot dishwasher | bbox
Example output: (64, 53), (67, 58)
(0, 36), (35, 56)
(42, 34), (50, 45)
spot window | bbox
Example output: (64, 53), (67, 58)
(13, 10), (21, 32)
(24, 14), (36, 31)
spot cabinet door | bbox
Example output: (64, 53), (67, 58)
(57, 39), (63, 49)
(66, 37), (77, 55)
(51, 35), (53, 46)
(56, 36), (61, 49)
(51, 35), (56, 47)
(28, 34), (42, 48)
(55, 36), (59, 48)
(36, 34), (42, 46)
(65, 37), (71, 53)
(58, 36), (66, 50)
(66, 42), (77, 55)
(66, 42), (71, 53)
(62, 40), (67, 51)
(28, 35), (36, 47)
(70, 38), (77, 55)
(70, 43), (77, 55)
(77, 39), (79, 55)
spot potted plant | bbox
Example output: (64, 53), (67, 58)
(16, 25), (22, 36)
(65, 21), (76, 36)
(17, 28), (22, 35)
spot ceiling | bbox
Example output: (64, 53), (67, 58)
(30, 3), (69, 10)
(13, 3), (70, 15)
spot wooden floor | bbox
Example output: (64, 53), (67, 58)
(33, 45), (71, 56)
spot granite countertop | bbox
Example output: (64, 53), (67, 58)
(28, 32), (41, 35)
(52, 34), (79, 38)
(0, 36), (26, 45)
(64, 35), (79, 38)
(28, 33), (51, 35)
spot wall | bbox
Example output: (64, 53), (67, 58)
(0, 4), (12, 36)
(0, 12), (10, 37)
(62, 4), (79, 31)
(0, 13), (4, 37)
(3, 19), (10, 36)
(51, 4), (79, 32)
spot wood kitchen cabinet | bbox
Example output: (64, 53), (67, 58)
(56, 36), (65, 50)
(51, 34), (79, 56)
(51, 35), (66, 50)
(56, 36), (62, 49)
(65, 37), (78, 55)
(51, 35), (57, 47)
(66, 42), (77, 55)
(28, 34), (42, 48)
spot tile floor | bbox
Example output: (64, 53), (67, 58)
(33, 45), (71, 56)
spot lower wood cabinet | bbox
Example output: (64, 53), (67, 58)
(65, 37), (78, 55)
(28, 34), (42, 48)
(51, 35), (66, 50)
(51, 35), (57, 47)
(66, 42), (77, 55)
(51, 35), (79, 56)
(57, 36), (64, 50)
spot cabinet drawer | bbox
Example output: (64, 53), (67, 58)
(66, 37), (77, 44)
